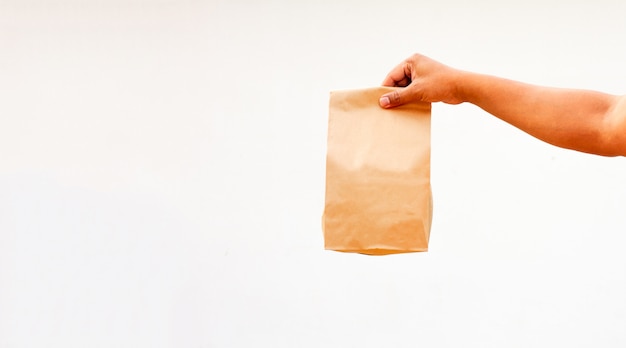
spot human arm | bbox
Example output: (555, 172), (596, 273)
(380, 53), (626, 157)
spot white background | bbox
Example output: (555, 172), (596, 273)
(2, 1), (626, 347)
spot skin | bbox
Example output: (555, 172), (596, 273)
(379, 53), (626, 157)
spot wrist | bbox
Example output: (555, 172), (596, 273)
(450, 69), (475, 104)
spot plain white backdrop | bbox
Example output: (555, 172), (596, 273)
(2, 1), (626, 347)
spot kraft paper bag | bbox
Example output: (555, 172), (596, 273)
(323, 87), (432, 255)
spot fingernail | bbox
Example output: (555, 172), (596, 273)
(379, 96), (390, 108)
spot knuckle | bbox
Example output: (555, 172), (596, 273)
(390, 90), (401, 104)
(409, 53), (422, 62)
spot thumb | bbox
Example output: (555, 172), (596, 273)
(379, 89), (410, 109)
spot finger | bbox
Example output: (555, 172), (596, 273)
(379, 88), (413, 109)
(382, 62), (411, 87)
(395, 76), (411, 87)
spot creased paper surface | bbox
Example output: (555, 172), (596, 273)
(323, 87), (432, 255)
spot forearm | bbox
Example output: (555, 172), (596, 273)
(457, 72), (622, 156)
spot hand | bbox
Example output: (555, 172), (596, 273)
(379, 53), (465, 108)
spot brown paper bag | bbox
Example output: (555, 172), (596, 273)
(323, 87), (432, 255)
